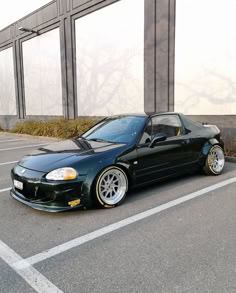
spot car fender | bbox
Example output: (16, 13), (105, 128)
(199, 138), (222, 165)
(80, 157), (132, 207)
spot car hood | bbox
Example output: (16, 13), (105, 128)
(18, 138), (126, 172)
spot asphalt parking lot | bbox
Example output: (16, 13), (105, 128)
(0, 133), (236, 293)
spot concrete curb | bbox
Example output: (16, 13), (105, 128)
(0, 131), (62, 142)
(225, 156), (236, 163)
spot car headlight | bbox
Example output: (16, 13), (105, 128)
(46, 168), (78, 181)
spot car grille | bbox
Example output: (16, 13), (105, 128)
(12, 165), (49, 201)
(14, 182), (56, 202)
(15, 182), (38, 200)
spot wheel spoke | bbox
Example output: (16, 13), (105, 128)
(109, 190), (113, 198)
(98, 168), (127, 205)
(101, 190), (107, 196)
(208, 146), (225, 174)
(105, 190), (110, 198)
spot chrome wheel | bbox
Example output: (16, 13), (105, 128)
(208, 145), (225, 174)
(96, 167), (128, 206)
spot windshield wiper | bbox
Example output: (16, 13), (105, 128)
(88, 138), (114, 143)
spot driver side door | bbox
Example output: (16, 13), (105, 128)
(135, 114), (192, 185)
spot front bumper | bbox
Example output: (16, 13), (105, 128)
(10, 189), (83, 212)
(11, 165), (86, 212)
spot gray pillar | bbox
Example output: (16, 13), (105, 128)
(144, 0), (156, 114)
(144, 0), (176, 114)
(13, 40), (25, 119)
(61, 16), (77, 119)
(168, 0), (176, 111)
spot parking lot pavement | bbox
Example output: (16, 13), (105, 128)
(0, 134), (236, 293)
(0, 135), (49, 190)
(34, 182), (236, 293)
(0, 259), (35, 293)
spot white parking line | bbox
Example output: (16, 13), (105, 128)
(0, 139), (25, 143)
(14, 177), (236, 270)
(0, 187), (11, 193)
(0, 161), (18, 166)
(0, 241), (63, 293)
(0, 143), (46, 152)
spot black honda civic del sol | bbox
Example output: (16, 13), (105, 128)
(11, 113), (225, 212)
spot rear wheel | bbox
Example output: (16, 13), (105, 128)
(203, 145), (225, 175)
(95, 166), (128, 208)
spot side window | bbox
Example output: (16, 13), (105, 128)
(152, 115), (182, 138)
(139, 121), (152, 144)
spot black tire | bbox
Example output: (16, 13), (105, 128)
(203, 145), (225, 175)
(94, 166), (128, 208)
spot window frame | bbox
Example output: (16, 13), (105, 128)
(138, 114), (186, 146)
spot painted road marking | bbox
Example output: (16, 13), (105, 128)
(14, 177), (236, 270)
(0, 139), (25, 143)
(0, 240), (63, 293)
(0, 143), (46, 152)
(0, 161), (18, 166)
(0, 187), (11, 193)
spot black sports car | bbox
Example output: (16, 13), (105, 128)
(11, 113), (225, 212)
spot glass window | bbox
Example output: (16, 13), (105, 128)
(175, 0), (236, 115)
(75, 0), (144, 116)
(152, 115), (182, 138)
(0, 47), (16, 115)
(139, 121), (152, 144)
(23, 28), (63, 116)
(82, 116), (146, 144)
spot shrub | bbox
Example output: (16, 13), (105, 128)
(11, 119), (97, 139)
(222, 130), (236, 157)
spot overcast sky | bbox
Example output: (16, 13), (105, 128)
(0, 0), (51, 30)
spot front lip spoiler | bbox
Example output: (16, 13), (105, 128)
(10, 189), (83, 213)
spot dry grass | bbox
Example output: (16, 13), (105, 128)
(225, 150), (236, 157)
(11, 119), (97, 139)
(222, 132), (236, 157)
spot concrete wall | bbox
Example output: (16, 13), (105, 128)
(187, 115), (236, 153)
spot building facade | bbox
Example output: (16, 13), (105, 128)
(0, 0), (175, 128)
(0, 0), (235, 150)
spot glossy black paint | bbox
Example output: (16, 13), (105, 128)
(10, 113), (224, 211)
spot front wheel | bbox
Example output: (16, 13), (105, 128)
(203, 145), (225, 175)
(95, 166), (128, 208)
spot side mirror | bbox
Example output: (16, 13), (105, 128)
(149, 133), (167, 148)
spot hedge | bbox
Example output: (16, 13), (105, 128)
(10, 119), (97, 139)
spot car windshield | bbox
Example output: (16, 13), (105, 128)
(81, 116), (146, 144)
